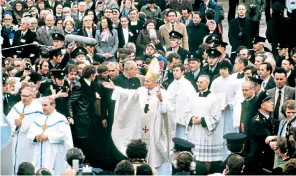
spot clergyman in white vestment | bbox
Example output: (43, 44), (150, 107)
(27, 97), (73, 175)
(187, 75), (225, 162)
(6, 87), (43, 174)
(103, 75), (174, 175)
(167, 64), (196, 140)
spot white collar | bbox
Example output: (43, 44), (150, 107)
(84, 78), (91, 86)
(276, 86), (285, 92)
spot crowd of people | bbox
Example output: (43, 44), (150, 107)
(2, 0), (296, 175)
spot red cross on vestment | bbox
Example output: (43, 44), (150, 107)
(143, 126), (149, 133)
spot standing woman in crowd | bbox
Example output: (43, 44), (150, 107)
(120, 0), (135, 16)
(71, 2), (78, 16)
(56, 19), (64, 30)
(26, 0), (34, 9)
(1, 12), (16, 58)
(136, 19), (164, 54)
(95, 17), (119, 62)
(207, 20), (222, 40)
(13, 1), (24, 25)
(36, 0), (45, 11)
(29, 6), (39, 19)
(55, 3), (63, 21)
(85, 9), (99, 27)
(64, 18), (77, 34)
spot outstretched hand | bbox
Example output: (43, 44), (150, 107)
(102, 80), (115, 89)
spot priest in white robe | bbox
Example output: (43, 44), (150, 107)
(6, 87), (43, 174)
(210, 60), (239, 159)
(27, 97), (73, 175)
(188, 75), (225, 163)
(167, 63), (196, 140)
(102, 58), (174, 175)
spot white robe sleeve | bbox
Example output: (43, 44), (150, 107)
(27, 121), (40, 144)
(48, 120), (71, 144)
(203, 95), (223, 132)
(6, 107), (18, 131)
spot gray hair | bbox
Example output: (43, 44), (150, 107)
(124, 60), (137, 71)
(242, 81), (255, 90)
(198, 74), (210, 83)
(124, 42), (136, 53)
(66, 148), (85, 166)
(21, 17), (31, 26)
(107, 62), (120, 70)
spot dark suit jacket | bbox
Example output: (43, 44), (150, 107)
(202, 63), (220, 85)
(117, 26), (134, 48)
(167, 47), (190, 63)
(185, 70), (204, 91)
(264, 76), (276, 90)
(287, 71), (296, 87)
(228, 17), (255, 51)
(241, 96), (258, 136)
(186, 22), (209, 53)
(162, 69), (174, 89)
(68, 78), (96, 138)
(77, 27), (96, 38)
(12, 29), (37, 58)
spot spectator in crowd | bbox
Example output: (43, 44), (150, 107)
(114, 160), (135, 175)
(17, 162), (35, 176)
(95, 17), (119, 62)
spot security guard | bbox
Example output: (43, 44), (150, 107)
(167, 31), (190, 63)
(52, 33), (65, 48)
(172, 137), (208, 175)
(71, 47), (88, 62)
(48, 47), (65, 70)
(249, 91), (276, 172)
(43, 69), (70, 118)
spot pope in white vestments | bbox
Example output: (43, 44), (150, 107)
(6, 87), (43, 174)
(167, 66), (196, 140)
(103, 58), (174, 175)
(27, 97), (73, 175)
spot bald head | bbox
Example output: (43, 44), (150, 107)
(61, 168), (76, 176)
(242, 81), (255, 99)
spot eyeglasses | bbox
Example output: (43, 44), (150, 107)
(121, 21), (127, 23)
(105, 11), (112, 13)
(57, 22), (63, 24)
(21, 94), (33, 98)
(14, 65), (21, 67)
(4, 19), (12, 21)
(108, 70), (116, 72)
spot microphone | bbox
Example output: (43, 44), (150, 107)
(149, 29), (157, 41)
(65, 34), (98, 46)
(144, 104), (149, 113)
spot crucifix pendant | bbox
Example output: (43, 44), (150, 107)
(19, 113), (25, 120)
(143, 126), (149, 133)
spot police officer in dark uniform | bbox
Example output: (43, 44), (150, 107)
(48, 47), (65, 71)
(222, 133), (263, 174)
(167, 31), (190, 63)
(39, 48), (65, 95)
(43, 69), (70, 118)
(172, 137), (208, 175)
(249, 91), (277, 172)
(202, 47), (221, 82)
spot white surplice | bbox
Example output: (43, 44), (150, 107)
(167, 77), (196, 139)
(27, 110), (73, 175)
(6, 100), (43, 174)
(111, 86), (174, 170)
(188, 93), (225, 162)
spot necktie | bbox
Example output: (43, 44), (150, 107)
(274, 90), (282, 119)
(204, 3), (207, 11)
(262, 82), (266, 89)
(48, 28), (52, 35)
(21, 32), (25, 37)
(172, 24), (174, 31)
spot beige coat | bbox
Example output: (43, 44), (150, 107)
(159, 22), (189, 50)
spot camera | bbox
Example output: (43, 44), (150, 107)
(25, 63), (32, 70)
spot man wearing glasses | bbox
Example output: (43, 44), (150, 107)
(2, 12), (15, 58)
(6, 87), (43, 175)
